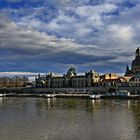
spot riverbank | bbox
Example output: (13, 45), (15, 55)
(1, 86), (140, 94)
(1, 93), (89, 98)
(1, 93), (140, 100)
(101, 95), (140, 100)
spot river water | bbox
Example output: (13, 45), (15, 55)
(0, 97), (140, 140)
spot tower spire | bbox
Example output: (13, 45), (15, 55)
(126, 65), (129, 71)
(125, 65), (129, 76)
(135, 47), (140, 58)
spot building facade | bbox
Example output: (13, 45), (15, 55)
(129, 75), (140, 87)
(99, 73), (128, 87)
(35, 68), (100, 88)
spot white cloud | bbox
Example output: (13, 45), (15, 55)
(74, 3), (117, 28)
(44, 3), (118, 39)
(46, 13), (77, 31)
(0, 72), (41, 76)
(75, 3), (117, 17)
(76, 27), (92, 36)
(107, 24), (135, 43)
(0, 14), (100, 58)
(51, 0), (90, 7)
(105, 0), (138, 4)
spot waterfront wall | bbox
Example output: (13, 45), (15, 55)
(0, 86), (140, 94)
(33, 87), (140, 94)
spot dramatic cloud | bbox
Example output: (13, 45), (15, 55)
(0, 0), (140, 74)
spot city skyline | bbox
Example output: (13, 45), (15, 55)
(0, 0), (140, 74)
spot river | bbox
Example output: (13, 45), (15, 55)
(0, 97), (140, 140)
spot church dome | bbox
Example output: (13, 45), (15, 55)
(132, 58), (140, 66)
(66, 68), (77, 77)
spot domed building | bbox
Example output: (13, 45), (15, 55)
(35, 68), (100, 88)
(125, 48), (140, 76)
(66, 67), (77, 77)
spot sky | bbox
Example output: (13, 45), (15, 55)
(0, 0), (140, 75)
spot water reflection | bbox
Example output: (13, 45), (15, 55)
(0, 97), (3, 105)
(0, 98), (139, 140)
(129, 100), (140, 139)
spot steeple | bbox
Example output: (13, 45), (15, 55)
(126, 65), (129, 71)
(125, 65), (129, 75)
(135, 47), (140, 58)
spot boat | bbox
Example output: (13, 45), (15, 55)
(0, 93), (5, 97)
(45, 94), (55, 98)
(89, 94), (101, 99)
(101, 90), (133, 99)
(105, 90), (131, 96)
(116, 90), (131, 96)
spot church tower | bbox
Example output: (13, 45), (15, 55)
(135, 47), (140, 58)
(125, 65), (129, 75)
(131, 47), (140, 73)
(125, 48), (140, 76)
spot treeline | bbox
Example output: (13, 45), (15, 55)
(0, 76), (30, 88)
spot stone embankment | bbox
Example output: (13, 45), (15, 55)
(0, 86), (140, 94)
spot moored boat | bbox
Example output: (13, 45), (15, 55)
(105, 90), (131, 97)
(89, 94), (101, 99)
(100, 90), (139, 99)
(45, 94), (55, 98)
(116, 90), (130, 96)
(0, 93), (5, 97)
